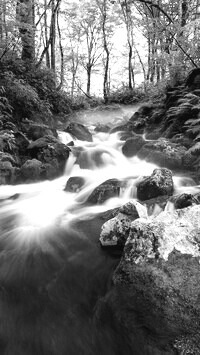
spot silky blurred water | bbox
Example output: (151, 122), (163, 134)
(0, 105), (197, 354)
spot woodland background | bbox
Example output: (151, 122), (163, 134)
(0, 0), (200, 122)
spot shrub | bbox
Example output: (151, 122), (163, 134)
(108, 86), (145, 104)
(0, 86), (13, 122)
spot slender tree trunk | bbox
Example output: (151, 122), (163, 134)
(50, 0), (56, 72)
(36, 0), (61, 69)
(56, 4), (64, 90)
(146, 37), (151, 81)
(16, 0), (35, 62)
(103, 46), (109, 103)
(86, 64), (92, 96)
(0, 0), (4, 40)
(71, 73), (75, 99)
(102, 0), (109, 103)
(44, 0), (50, 67)
(128, 42), (133, 90)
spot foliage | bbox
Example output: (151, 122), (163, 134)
(184, 116), (200, 140)
(144, 79), (169, 101)
(0, 86), (13, 122)
(108, 86), (145, 104)
(187, 141), (200, 155)
(0, 56), (72, 122)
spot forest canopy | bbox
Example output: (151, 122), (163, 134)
(0, 0), (199, 113)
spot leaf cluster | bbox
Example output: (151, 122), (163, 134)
(0, 56), (73, 122)
(184, 116), (200, 141)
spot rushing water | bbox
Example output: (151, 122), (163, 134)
(0, 105), (199, 355)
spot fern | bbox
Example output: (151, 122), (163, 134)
(185, 117), (200, 126)
(194, 133), (200, 141)
(184, 116), (200, 139)
(186, 125), (200, 134)
(188, 142), (200, 155)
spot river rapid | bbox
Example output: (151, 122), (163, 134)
(0, 104), (198, 355)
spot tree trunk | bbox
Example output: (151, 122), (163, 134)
(146, 37), (151, 81)
(102, 0), (109, 103)
(86, 64), (92, 96)
(0, 0), (5, 40)
(103, 46), (109, 103)
(16, 0), (35, 62)
(128, 42), (133, 90)
(50, 0), (56, 72)
(56, 4), (64, 90)
(44, 0), (50, 67)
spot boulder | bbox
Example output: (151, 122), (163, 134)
(0, 160), (14, 184)
(122, 135), (145, 157)
(20, 159), (43, 181)
(137, 168), (174, 201)
(94, 124), (111, 133)
(64, 123), (93, 142)
(110, 123), (130, 134)
(108, 205), (200, 353)
(100, 200), (147, 248)
(27, 135), (70, 178)
(21, 122), (57, 140)
(64, 176), (85, 192)
(168, 193), (199, 210)
(137, 138), (187, 169)
(0, 152), (19, 184)
(87, 179), (121, 204)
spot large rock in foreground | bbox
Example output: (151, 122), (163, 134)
(137, 168), (174, 201)
(103, 204), (200, 354)
(100, 200), (147, 249)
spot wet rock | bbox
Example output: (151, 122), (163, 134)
(122, 135), (145, 157)
(168, 193), (199, 210)
(100, 200), (147, 249)
(110, 123), (130, 134)
(64, 123), (93, 142)
(137, 168), (174, 201)
(137, 138), (187, 169)
(67, 141), (74, 147)
(94, 124), (111, 133)
(87, 178), (121, 204)
(106, 204), (200, 354)
(64, 176), (85, 192)
(27, 135), (70, 178)
(21, 122), (57, 140)
(20, 159), (43, 181)
(119, 131), (134, 141)
(142, 195), (170, 216)
(0, 152), (19, 184)
(0, 160), (14, 184)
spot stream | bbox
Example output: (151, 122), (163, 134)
(0, 104), (199, 355)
